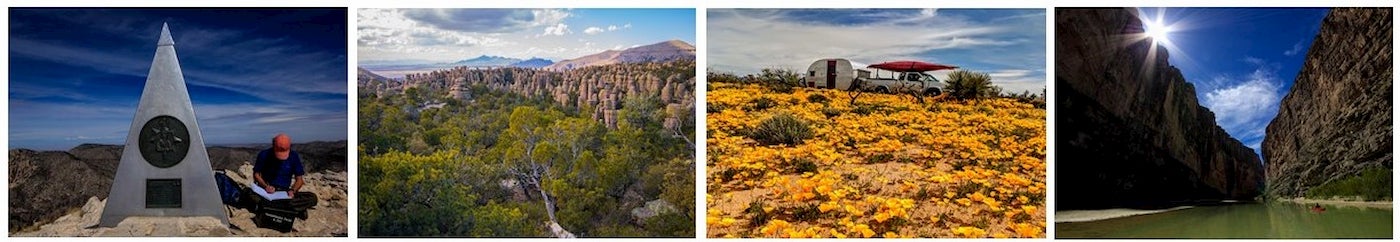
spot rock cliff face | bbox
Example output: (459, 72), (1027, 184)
(1055, 8), (1264, 209)
(9, 141), (348, 233)
(1262, 8), (1393, 198)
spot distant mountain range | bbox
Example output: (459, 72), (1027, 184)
(451, 55), (521, 67)
(359, 39), (696, 78)
(511, 57), (555, 68)
(545, 40), (696, 70)
(450, 55), (555, 68)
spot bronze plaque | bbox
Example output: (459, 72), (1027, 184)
(145, 179), (182, 208)
(138, 115), (189, 168)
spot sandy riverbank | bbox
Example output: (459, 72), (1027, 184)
(1277, 198), (1392, 210)
(1054, 206), (1195, 223)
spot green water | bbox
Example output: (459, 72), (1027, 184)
(1057, 203), (1393, 239)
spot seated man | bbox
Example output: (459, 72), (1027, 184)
(252, 133), (317, 212)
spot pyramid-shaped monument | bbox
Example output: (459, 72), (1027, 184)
(99, 23), (229, 227)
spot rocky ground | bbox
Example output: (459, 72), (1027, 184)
(9, 141), (348, 236)
(12, 164), (348, 237)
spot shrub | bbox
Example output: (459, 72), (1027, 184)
(1305, 168), (1392, 201)
(707, 103), (729, 114)
(757, 68), (801, 93)
(747, 97), (777, 111)
(786, 157), (818, 174)
(821, 106), (843, 118)
(748, 113), (813, 146)
(1002, 90), (1046, 108)
(707, 71), (744, 84)
(945, 70), (1001, 100)
(745, 199), (771, 228)
(806, 93), (830, 104)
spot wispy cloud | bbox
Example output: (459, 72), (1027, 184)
(583, 24), (630, 35)
(708, 9), (1046, 94)
(1201, 57), (1285, 152)
(539, 23), (571, 36)
(358, 9), (693, 63)
(9, 8), (348, 150)
(1283, 40), (1305, 56)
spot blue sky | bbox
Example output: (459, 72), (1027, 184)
(9, 8), (348, 150)
(708, 9), (1046, 94)
(1135, 7), (1329, 156)
(358, 8), (696, 64)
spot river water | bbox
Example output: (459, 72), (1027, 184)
(1056, 202), (1392, 238)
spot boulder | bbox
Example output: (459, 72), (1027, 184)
(630, 199), (678, 221)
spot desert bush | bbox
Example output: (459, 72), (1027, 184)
(747, 113), (813, 146)
(708, 71), (744, 84)
(1002, 89), (1046, 108)
(757, 68), (801, 93)
(748, 97), (777, 111)
(806, 93), (830, 104)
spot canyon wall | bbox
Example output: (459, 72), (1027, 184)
(1262, 8), (1392, 199)
(1056, 8), (1264, 209)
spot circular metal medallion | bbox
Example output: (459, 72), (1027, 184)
(138, 115), (190, 168)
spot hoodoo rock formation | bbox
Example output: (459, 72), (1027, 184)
(1262, 8), (1392, 199)
(358, 40), (696, 131)
(1055, 8), (1264, 209)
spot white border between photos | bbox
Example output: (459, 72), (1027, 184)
(2, 0), (1398, 241)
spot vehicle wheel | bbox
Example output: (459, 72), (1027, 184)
(874, 86), (890, 94)
(924, 88), (942, 96)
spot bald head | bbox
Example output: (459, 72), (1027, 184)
(273, 133), (291, 160)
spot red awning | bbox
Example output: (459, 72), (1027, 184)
(867, 61), (958, 72)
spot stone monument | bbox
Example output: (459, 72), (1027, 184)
(99, 23), (229, 227)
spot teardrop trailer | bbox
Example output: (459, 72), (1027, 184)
(799, 58), (956, 96)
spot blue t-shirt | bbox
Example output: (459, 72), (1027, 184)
(254, 149), (305, 190)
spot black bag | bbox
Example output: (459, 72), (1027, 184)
(213, 171), (244, 206)
(255, 205), (297, 233)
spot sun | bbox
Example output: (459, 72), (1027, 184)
(1133, 7), (1189, 74)
(1145, 19), (1173, 44)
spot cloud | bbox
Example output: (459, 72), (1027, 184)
(584, 26), (605, 35)
(583, 24), (630, 35)
(358, 9), (580, 60)
(708, 9), (1046, 94)
(1283, 40), (1304, 56)
(8, 9), (348, 150)
(710, 10), (1001, 71)
(1201, 58), (1284, 154)
(401, 9), (555, 33)
(540, 23), (570, 36)
(358, 9), (693, 64)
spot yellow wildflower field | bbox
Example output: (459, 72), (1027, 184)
(705, 82), (1046, 238)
